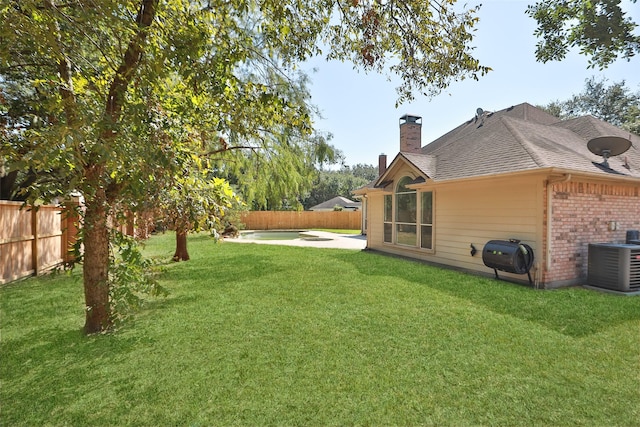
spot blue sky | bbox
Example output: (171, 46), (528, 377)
(302, 0), (640, 167)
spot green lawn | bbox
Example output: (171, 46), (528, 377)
(2, 232), (639, 426)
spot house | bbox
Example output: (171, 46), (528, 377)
(354, 103), (640, 288)
(309, 196), (361, 211)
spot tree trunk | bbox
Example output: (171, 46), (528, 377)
(81, 0), (157, 333)
(173, 231), (190, 261)
(82, 188), (112, 334)
(42, 0), (158, 334)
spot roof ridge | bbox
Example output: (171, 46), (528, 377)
(553, 114), (640, 142)
(554, 114), (598, 131)
(501, 116), (548, 168)
(519, 102), (555, 122)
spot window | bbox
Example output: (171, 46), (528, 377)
(383, 194), (392, 243)
(395, 177), (417, 246)
(382, 177), (434, 250)
(421, 191), (433, 249)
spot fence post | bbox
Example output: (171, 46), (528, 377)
(31, 206), (39, 276)
(63, 196), (82, 264)
(136, 211), (152, 239)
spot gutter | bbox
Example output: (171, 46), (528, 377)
(408, 167), (640, 187)
(546, 174), (572, 271)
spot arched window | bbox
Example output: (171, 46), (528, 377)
(395, 176), (417, 246)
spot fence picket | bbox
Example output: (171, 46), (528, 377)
(1, 199), (81, 285)
(240, 210), (361, 231)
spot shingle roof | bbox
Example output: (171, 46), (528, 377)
(378, 102), (640, 184)
(309, 196), (361, 211)
(400, 152), (437, 177)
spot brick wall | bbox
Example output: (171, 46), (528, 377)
(544, 181), (640, 285)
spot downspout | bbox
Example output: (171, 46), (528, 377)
(546, 174), (572, 273)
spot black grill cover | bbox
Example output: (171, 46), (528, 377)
(482, 240), (534, 274)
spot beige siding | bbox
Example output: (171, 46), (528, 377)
(367, 175), (545, 284)
(366, 192), (386, 247)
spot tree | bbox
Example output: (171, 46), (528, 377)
(162, 169), (241, 261)
(526, 0), (640, 68)
(209, 73), (341, 211)
(539, 77), (640, 134)
(345, 163), (379, 181)
(301, 165), (374, 210)
(0, 75), (73, 201)
(2, 0), (490, 334)
(217, 131), (343, 211)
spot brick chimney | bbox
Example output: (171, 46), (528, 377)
(378, 154), (387, 176)
(399, 114), (422, 153)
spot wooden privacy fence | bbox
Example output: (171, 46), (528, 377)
(110, 210), (155, 240)
(240, 210), (361, 230)
(0, 199), (80, 285)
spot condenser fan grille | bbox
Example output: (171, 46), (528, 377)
(630, 248), (640, 290)
(588, 243), (640, 292)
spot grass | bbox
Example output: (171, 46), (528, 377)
(2, 232), (640, 426)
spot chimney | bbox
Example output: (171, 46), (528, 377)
(378, 154), (387, 176)
(399, 114), (422, 153)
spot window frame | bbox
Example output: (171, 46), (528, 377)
(420, 190), (434, 250)
(382, 177), (434, 252)
(395, 176), (417, 247)
(383, 194), (393, 243)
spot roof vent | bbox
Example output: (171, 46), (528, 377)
(475, 107), (485, 127)
(587, 136), (632, 168)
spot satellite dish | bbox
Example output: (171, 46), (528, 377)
(587, 136), (631, 168)
(476, 107), (484, 117)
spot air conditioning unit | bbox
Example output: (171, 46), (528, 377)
(587, 243), (640, 292)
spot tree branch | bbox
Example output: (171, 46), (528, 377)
(43, 0), (77, 127)
(204, 145), (259, 156)
(48, 1), (120, 73)
(104, 0), (158, 125)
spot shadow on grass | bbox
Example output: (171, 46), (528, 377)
(163, 253), (288, 286)
(331, 250), (640, 338)
(0, 325), (145, 424)
(146, 234), (640, 339)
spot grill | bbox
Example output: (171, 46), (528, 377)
(482, 240), (535, 285)
(587, 243), (640, 292)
